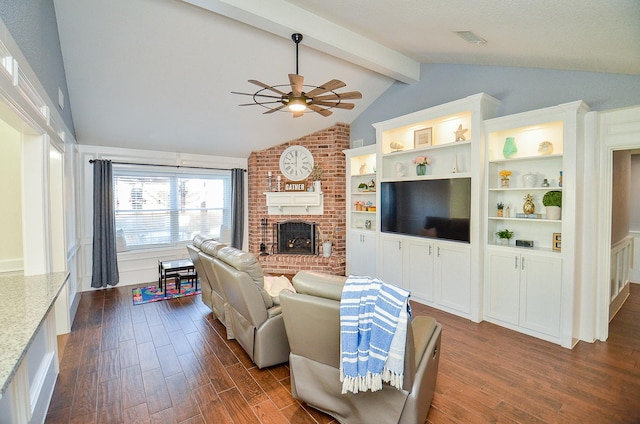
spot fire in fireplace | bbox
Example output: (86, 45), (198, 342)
(274, 220), (317, 255)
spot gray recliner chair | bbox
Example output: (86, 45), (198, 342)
(280, 271), (442, 424)
(196, 239), (233, 337)
(213, 246), (290, 368)
(186, 235), (215, 309)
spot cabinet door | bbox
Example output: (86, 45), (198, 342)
(347, 231), (377, 277)
(405, 239), (434, 302)
(519, 254), (562, 337)
(360, 233), (377, 277)
(380, 236), (403, 287)
(434, 243), (471, 313)
(346, 230), (359, 275)
(485, 250), (520, 325)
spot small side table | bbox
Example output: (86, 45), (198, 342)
(158, 259), (197, 293)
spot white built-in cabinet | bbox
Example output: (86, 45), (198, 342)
(348, 231), (377, 276)
(380, 235), (471, 315)
(379, 235), (403, 285)
(373, 93), (500, 321)
(486, 249), (562, 338)
(344, 145), (378, 277)
(483, 101), (589, 348)
(345, 95), (588, 346)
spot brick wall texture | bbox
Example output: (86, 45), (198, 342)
(248, 123), (349, 276)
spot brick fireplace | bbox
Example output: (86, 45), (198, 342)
(248, 123), (349, 276)
(275, 220), (317, 255)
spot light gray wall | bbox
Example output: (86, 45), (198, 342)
(0, 0), (75, 135)
(630, 154), (640, 232)
(352, 63), (640, 145)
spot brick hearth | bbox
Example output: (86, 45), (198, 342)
(248, 123), (349, 276)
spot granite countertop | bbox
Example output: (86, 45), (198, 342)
(0, 271), (69, 397)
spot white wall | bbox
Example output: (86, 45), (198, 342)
(595, 105), (640, 342)
(0, 119), (23, 272)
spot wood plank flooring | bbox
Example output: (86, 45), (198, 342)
(46, 282), (640, 423)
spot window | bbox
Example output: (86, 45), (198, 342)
(113, 166), (231, 250)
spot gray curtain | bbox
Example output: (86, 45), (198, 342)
(230, 168), (245, 249)
(91, 160), (119, 288)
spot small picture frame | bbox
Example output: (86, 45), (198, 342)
(553, 233), (562, 251)
(414, 127), (433, 148)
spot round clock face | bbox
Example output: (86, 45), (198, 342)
(279, 146), (314, 181)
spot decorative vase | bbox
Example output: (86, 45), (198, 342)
(522, 173), (537, 188)
(501, 178), (510, 188)
(503, 137), (517, 158)
(416, 164), (427, 176)
(523, 194), (535, 215)
(313, 180), (322, 192)
(497, 209), (504, 217)
(322, 242), (332, 258)
(546, 206), (561, 220)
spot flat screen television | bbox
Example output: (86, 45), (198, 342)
(381, 178), (471, 243)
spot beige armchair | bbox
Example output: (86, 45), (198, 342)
(280, 271), (442, 424)
(213, 246), (290, 368)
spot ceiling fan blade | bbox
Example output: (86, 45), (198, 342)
(231, 91), (283, 100)
(248, 80), (288, 96)
(293, 111), (304, 118)
(305, 79), (346, 98)
(238, 101), (282, 106)
(312, 91), (362, 101)
(288, 74), (304, 97)
(312, 101), (355, 110)
(263, 104), (288, 114)
(308, 103), (333, 117)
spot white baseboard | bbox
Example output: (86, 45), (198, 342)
(0, 258), (23, 273)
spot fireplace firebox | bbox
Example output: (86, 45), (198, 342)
(274, 220), (317, 255)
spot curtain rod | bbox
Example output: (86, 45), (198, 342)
(88, 159), (246, 172)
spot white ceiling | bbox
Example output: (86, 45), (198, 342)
(53, 0), (640, 158)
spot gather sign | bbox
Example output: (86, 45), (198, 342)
(284, 181), (307, 191)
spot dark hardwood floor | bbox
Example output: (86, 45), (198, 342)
(45, 282), (640, 423)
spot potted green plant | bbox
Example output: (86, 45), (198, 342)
(542, 190), (562, 220)
(496, 229), (514, 245)
(497, 202), (504, 217)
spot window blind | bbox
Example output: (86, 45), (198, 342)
(113, 166), (231, 250)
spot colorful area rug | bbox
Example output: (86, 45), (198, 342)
(132, 280), (200, 305)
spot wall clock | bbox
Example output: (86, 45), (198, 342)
(279, 145), (314, 181)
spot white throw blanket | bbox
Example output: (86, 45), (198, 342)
(339, 276), (411, 394)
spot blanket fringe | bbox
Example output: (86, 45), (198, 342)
(382, 367), (404, 390)
(341, 371), (395, 394)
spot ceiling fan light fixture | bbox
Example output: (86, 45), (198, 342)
(287, 96), (307, 112)
(232, 33), (360, 117)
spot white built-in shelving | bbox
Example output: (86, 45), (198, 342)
(483, 101), (589, 348)
(373, 93), (500, 322)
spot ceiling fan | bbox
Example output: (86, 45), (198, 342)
(232, 33), (362, 117)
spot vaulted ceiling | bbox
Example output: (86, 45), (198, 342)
(53, 0), (640, 158)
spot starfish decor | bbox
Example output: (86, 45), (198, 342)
(454, 124), (468, 141)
